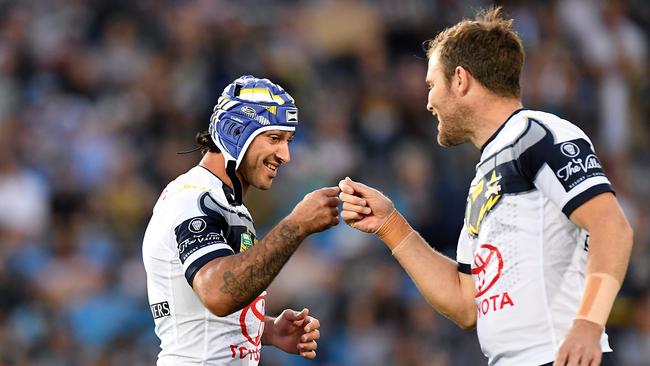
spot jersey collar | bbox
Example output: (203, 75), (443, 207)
(480, 108), (527, 153)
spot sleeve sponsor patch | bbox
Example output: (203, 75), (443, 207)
(174, 215), (232, 265)
(547, 139), (606, 191)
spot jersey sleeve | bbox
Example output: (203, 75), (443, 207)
(518, 120), (614, 217)
(174, 211), (234, 286)
(456, 223), (473, 274)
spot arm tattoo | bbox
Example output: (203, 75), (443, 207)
(219, 221), (302, 309)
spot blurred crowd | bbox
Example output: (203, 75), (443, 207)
(0, 0), (648, 365)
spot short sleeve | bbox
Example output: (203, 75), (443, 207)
(456, 223), (473, 274)
(174, 213), (234, 286)
(518, 121), (614, 217)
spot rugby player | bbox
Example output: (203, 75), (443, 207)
(143, 75), (339, 365)
(339, 7), (633, 366)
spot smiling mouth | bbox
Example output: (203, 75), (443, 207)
(264, 162), (278, 176)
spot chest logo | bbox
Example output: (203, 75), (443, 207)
(466, 170), (502, 236)
(471, 244), (503, 297)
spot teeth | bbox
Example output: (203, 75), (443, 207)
(265, 163), (276, 171)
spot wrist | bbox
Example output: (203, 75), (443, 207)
(279, 216), (308, 241)
(575, 272), (620, 327)
(262, 316), (276, 346)
(375, 209), (414, 250)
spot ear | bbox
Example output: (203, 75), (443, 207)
(454, 66), (471, 96)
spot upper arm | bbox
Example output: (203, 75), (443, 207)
(518, 119), (613, 218)
(174, 212), (234, 287)
(568, 192), (630, 232)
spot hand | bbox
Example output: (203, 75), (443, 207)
(266, 308), (321, 359)
(287, 187), (340, 235)
(338, 177), (394, 233)
(554, 319), (604, 365)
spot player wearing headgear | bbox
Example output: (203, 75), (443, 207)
(143, 75), (340, 365)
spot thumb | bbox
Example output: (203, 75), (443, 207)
(343, 177), (375, 197)
(292, 308), (309, 326)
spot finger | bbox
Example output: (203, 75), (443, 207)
(330, 207), (339, 217)
(304, 317), (321, 333)
(339, 192), (366, 206)
(319, 186), (340, 196)
(301, 329), (321, 343)
(590, 352), (601, 366)
(567, 352), (581, 366)
(300, 350), (316, 359)
(299, 339), (318, 351)
(338, 178), (354, 194)
(291, 308), (308, 326)
(341, 210), (364, 223)
(344, 177), (376, 197)
(325, 196), (340, 207)
(342, 202), (371, 215)
(283, 308), (307, 322)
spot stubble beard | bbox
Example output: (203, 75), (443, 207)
(436, 103), (474, 147)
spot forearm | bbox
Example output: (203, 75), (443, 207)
(378, 211), (476, 327)
(576, 218), (633, 326)
(194, 218), (306, 316)
(392, 232), (476, 327)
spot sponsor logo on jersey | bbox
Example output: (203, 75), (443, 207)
(471, 244), (515, 318)
(240, 232), (255, 253)
(555, 154), (602, 183)
(188, 218), (207, 233)
(466, 171), (502, 237)
(229, 294), (265, 361)
(150, 301), (171, 319)
(178, 230), (227, 260)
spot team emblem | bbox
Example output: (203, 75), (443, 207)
(466, 170), (502, 237)
(188, 218), (207, 233)
(560, 142), (580, 158)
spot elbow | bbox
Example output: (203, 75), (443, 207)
(455, 313), (477, 330)
(202, 295), (240, 317)
(441, 307), (476, 330)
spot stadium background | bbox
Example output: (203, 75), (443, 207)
(0, 0), (648, 365)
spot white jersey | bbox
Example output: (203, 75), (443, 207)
(143, 166), (265, 366)
(456, 109), (614, 365)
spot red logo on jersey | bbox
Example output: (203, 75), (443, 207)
(471, 244), (503, 297)
(239, 294), (266, 346)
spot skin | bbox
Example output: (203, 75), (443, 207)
(340, 51), (634, 365)
(193, 130), (339, 359)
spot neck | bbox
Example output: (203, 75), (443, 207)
(469, 95), (523, 150)
(198, 153), (249, 196)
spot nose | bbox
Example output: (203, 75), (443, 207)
(276, 141), (291, 164)
(427, 102), (434, 112)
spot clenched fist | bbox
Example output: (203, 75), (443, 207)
(287, 186), (340, 235)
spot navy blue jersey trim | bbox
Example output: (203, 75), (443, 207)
(478, 118), (534, 170)
(199, 191), (253, 224)
(185, 248), (233, 286)
(561, 184), (615, 218)
(458, 263), (472, 274)
(480, 108), (528, 152)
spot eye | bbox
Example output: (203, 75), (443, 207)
(268, 135), (280, 142)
